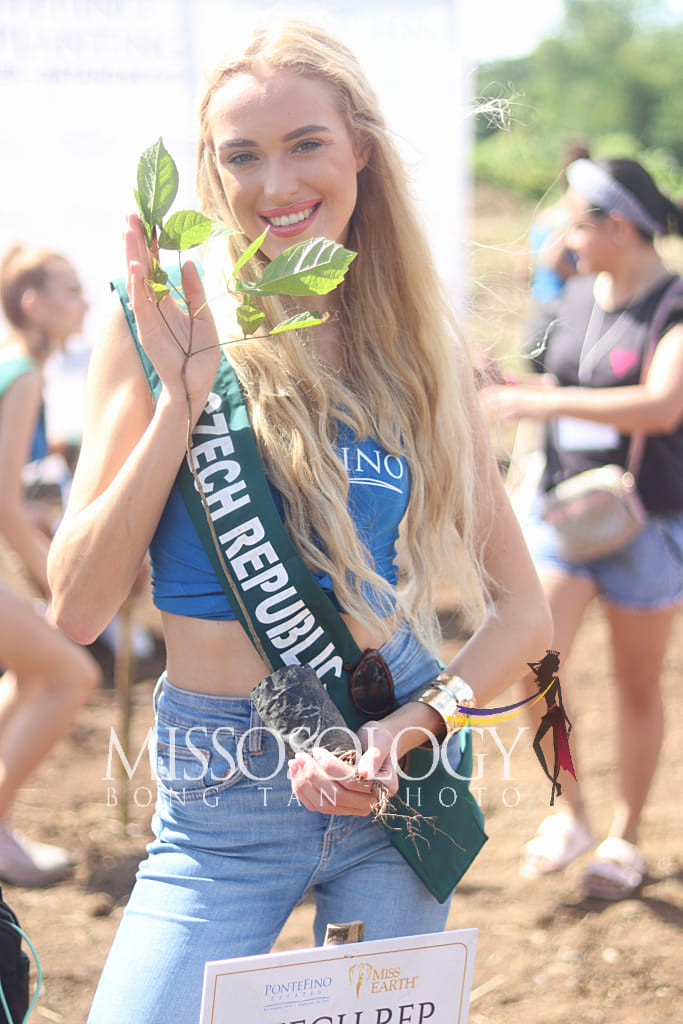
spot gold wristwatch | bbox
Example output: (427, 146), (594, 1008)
(417, 672), (477, 740)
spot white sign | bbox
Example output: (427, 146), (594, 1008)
(200, 928), (477, 1024)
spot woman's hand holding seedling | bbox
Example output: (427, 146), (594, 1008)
(125, 214), (221, 426)
(289, 726), (398, 817)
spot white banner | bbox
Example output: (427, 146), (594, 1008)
(1, 1), (470, 349)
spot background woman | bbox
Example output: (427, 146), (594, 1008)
(483, 157), (683, 899)
(0, 245), (101, 886)
(48, 19), (551, 1022)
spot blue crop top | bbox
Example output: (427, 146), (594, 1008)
(150, 419), (410, 620)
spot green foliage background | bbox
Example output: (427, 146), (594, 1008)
(474, 0), (683, 200)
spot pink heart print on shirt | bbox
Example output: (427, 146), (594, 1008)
(609, 348), (639, 378)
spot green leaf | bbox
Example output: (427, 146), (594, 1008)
(144, 260), (169, 300)
(234, 238), (356, 297)
(137, 138), (179, 228)
(232, 228), (269, 276)
(210, 220), (238, 238)
(158, 210), (213, 250)
(236, 299), (266, 337)
(133, 188), (154, 244)
(133, 187), (146, 227)
(147, 279), (171, 301)
(269, 311), (326, 334)
(149, 260), (169, 287)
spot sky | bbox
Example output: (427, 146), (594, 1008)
(464, 0), (565, 62)
(464, 0), (683, 63)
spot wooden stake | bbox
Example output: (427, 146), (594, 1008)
(323, 921), (365, 946)
(114, 594), (135, 827)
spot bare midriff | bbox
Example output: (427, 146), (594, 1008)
(161, 608), (403, 696)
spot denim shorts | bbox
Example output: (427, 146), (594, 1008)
(522, 498), (683, 610)
(88, 624), (451, 1024)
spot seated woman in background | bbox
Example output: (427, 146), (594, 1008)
(0, 245), (101, 886)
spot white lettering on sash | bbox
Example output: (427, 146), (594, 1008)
(190, 433), (235, 467)
(191, 408), (228, 436)
(308, 644), (344, 679)
(207, 481), (250, 515)
(255, 589), (303, 624)
(280, 626), (325, 664)
(267, 607), (316, 648)
(197, 459), (242, 492)
(241, 563), (288, 593)
(187, 397), (343, 680)
(188, 409), (251, 515)
(231, 541), (279, 580)
(219, 517), (265, 558)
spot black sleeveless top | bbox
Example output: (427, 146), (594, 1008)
(541, 273), (683, 515)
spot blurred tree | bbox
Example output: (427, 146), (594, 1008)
(474, 0), (683, 197)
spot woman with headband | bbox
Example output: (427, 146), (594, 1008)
(483, 157), (683, 899)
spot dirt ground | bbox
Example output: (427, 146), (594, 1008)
(3, 186), (682, 1022)
(2, 584), (680, 1024)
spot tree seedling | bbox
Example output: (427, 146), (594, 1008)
(134, 137), (356, 340)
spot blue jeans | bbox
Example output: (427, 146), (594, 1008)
(522, 500), (683, 610)
(88, 625), (453, 1023)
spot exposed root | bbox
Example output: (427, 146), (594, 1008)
(370, 781), (390, 819)
(375, 791), (465, 861)
(336, 749), (463, 862)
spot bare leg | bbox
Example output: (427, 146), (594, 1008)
(523, 570), (597, 817)
(0, 588), (101, 818)
(603, 600), (677, 845)
(519, 569), (597, 875)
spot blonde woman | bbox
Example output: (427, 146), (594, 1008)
(0, 246), (101, 886)
(49, 19), (550, 1022)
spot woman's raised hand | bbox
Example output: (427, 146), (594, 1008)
(125, 214), (221, 424)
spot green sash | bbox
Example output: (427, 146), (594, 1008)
(112, 275), (487, 903)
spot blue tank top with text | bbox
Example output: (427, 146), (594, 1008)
(149, 420), (410, 619)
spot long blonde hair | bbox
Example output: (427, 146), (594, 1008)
(196, 18), (491, 650)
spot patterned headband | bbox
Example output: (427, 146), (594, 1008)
(567, 158), (665, 236)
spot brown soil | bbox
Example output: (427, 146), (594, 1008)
(4, 590), (681, 1024)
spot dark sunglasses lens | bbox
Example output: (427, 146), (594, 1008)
(350, 651), (394, 717)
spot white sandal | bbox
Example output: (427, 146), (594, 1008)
(519, 813), (593, 878)
(582, 837), (646, 900)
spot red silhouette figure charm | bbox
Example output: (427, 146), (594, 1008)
(529, 650), (576, 805)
